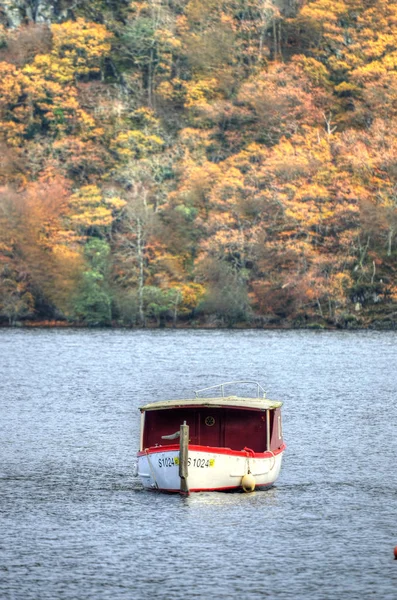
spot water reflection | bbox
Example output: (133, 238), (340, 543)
(183, 486), (280, 507)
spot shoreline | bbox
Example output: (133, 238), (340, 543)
(1, 319), (397, 331)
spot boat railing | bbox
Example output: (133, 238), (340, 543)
(194, 380), (266, 399)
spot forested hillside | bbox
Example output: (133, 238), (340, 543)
(1, 0), (397, 328)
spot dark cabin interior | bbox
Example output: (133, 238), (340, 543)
(142, 406), (283, 453)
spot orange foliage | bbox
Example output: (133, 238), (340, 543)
(2, 1), (397, 326)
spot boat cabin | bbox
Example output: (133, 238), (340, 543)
(139, 396), (283, 454)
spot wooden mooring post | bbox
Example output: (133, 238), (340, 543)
(179, 421), (189, 495)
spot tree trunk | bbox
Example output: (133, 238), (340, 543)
(148, 49), (154, 107)
(173, 290), (181, 328)
(316, 298), (324, 318)
(273, 19), (277, 59)
(137, 217), (145, 326)
(387, 228), (394, 257)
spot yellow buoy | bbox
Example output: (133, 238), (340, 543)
(241, 473), (256, 493)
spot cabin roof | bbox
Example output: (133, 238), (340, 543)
(139, 395), (282, 412)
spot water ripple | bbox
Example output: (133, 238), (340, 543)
(1, 329), (397, 600)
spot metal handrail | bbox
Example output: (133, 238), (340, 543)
(194, 380), (266, 398)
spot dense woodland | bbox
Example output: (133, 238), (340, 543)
(1, 0), (397, 328)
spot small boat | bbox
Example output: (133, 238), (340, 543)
(136, 381), (285, 494)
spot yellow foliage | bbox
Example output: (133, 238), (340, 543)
(155, 28), (182, 51)
(28, 54), (75, 85)
(131, 107), (161, 128)
(105, 197), (127, 210)
(0, 18), (112, 144)
(156, 81), (175, 102)
(178, 128), (212, 156)
(294, 184), (329, 203)
(184, 78), (218, 108)
(179, 283), (205, 312)
(210, 166), (244, 204)
(0, 121), (26, 146)
(111, 130), (164, 160)
(294, 56), (331, 88)
(329, 272), (353, 300)
(177, 158), (222, 209)
(69, 185), (125, 230)
(52, 245), (81, 260)
(51, 19), (112, 77)
(0, 62), (24, 105)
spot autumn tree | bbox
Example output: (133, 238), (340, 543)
(0, 176), (84, 320)
(1, 0), (397, 328)
(112, 181), (158, 325)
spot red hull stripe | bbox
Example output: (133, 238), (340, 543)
(151, 483), (275, 493)
(137, 443), (286, 459)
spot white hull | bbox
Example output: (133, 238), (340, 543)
(137, 447), (283, 493)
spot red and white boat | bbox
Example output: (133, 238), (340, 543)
(136, 381), (285, 494)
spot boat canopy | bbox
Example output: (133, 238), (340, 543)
(140, 395), (282, 412)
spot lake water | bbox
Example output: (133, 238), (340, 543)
(1, 329), (397, 599)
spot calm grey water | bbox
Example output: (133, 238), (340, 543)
(1, 329), (397, 600)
